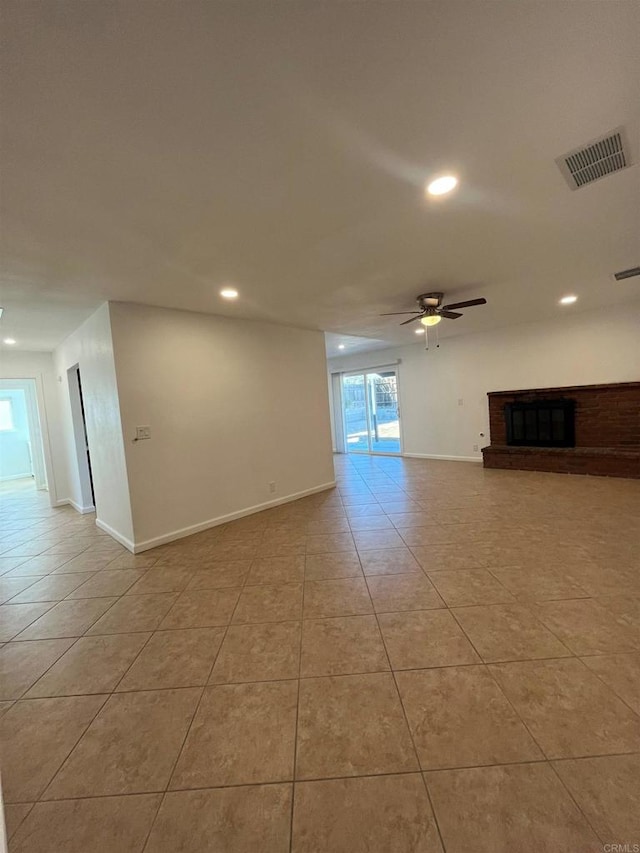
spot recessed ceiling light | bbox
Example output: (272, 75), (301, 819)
(415, 328), (425, 335)
(220, 287), (239, 299)
(338, 344), (345, 350)
(559, 295), (578, 305)
(3, 338), (16, 345)
(426, 175), (458, 196)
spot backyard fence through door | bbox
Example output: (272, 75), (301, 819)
(341, 368), (402, 455)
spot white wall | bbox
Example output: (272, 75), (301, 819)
(0, 350), (68, 503)
(54, 304), (134, 543)
(109, 302), (335, 549)
(328, 304), (640, 461)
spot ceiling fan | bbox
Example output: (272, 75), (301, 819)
(381, 292), (487, 326)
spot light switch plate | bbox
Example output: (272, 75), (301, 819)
(136, 426), (151, 441)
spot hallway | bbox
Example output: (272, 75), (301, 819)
(1, 458), (639, 851)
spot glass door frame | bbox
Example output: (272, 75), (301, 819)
(341, 366), (403, 456)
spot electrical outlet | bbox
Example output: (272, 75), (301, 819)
(135, 426), (151, 441)
(473, 444), (479, 452)
(269, 481), (277, 494)
(458, 398), (464, 406)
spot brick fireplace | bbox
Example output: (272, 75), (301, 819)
(482, 382), (640, 478)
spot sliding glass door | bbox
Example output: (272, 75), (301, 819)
(342, 369), (401, 455)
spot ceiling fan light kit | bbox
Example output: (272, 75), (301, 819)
(380, 291), (488, 349)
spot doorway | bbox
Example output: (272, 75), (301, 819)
(67, 365), (95, 511)
(342, 369), (401, 454)
(0, 378), (48, 490)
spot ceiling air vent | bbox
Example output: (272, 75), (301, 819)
(614, 266), (640, 281)
(556, 127), (632, 190)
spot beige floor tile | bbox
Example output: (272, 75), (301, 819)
(305, 533), (355, 554)
(397, 666), (542, 770)
(452, 603), (571, 662)
(0, 694), (106, 801)
(425, 763), (601, 853)
(10, 794), (162, 853)
(378, 609), (480, 670)
(553, 754), (640, 845)
(6, 554), (73, 574)
(4, 802), (33, 841)
(159, 587), (241, 629)
(44, 688), (200, 798)
(352, 529), (406, 551)
(303, 578), (373, 619)
(304, 552), (362, 580)
(490, 566), (590, 600)
(105, 553), (159, 570)
(233, 583), (303, 623)
(533, 598), (640, 655)
(51, 554), (115, 573)
(300, 615), (388, 677)
(0, 602), (54, 641)
(247, 555), (305, 585)
(145, 784), (292, 853)
(185, 566), (252, 592)
(427, 569), (515, 606)
(367, 574), (444, 613)
(7, 572), (96, 603)
(125, 564), (194, 594)
(296, 673), (418, 779)
(0, 576), (38, 604)
(66, 569), (146, 598)
(86, 592), (179, 635)
(489, 658), (640, 758)
(15, 597), (117, 640)
(358, 548), (422, 576)
(210, 621), (300, 684)
(118, 627), (225, 691)
(348, 515), (395, 531)
(26, 633), (150, 697)
(171, 680), (297, 788)
(411, 543), (488, 571)
(292, 774), (443, 853)
(206, 541), (260, 561)
(0, 638), (75, 699)
(581, 652), (640, 713)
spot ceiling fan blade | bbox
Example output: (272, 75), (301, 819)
(441, 298), (487, 311)
(400, 315), (423, 325)
(379, 311), (421, 316)
(439, 310), (462, 319)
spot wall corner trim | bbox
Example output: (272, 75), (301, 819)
(95, 517), (136, 553)
(130, 480), (338, 554)
(54, 498), (96, 514)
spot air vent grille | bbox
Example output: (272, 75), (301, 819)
(556, 127), (632, 190)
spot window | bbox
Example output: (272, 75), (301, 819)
(0, 399), (14, 431)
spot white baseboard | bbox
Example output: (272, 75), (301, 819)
(53, 498), (96, 514)
(0, 473), (34, 482)
(403, 452), (482, 464)
(132, 480), (337, 554)
(95, 518), (136, 552)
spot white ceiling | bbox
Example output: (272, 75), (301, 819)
(1, 1), (639, 352)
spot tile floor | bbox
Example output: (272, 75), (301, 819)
(1, 458), (639, 852)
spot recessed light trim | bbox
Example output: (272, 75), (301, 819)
(3, 338), (17, 345)
(220, 287), (239, 299)
(415, 328), (425, 335)
(338, 344), (345, 350)
(426, 175), (458, 196)
(559, 295), (578, 305)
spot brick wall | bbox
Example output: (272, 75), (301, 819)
(483, 382), (640, 478)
